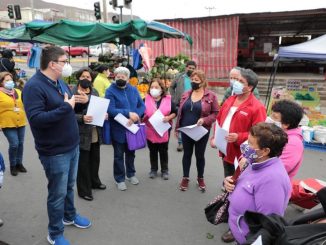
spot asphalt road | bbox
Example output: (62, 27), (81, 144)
(0, 125), (325, 245)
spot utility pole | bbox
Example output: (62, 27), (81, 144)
(31, 0), (34, 20)
(205, 6), (215, 17)
(102, 0), (107, 23)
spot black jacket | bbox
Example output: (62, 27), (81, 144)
(244, 210), (326, 245)
(72, 86), (103, 151)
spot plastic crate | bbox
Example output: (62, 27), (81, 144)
(304, 141), (326, 152)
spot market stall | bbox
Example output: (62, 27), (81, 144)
(266, 34), (326, 150)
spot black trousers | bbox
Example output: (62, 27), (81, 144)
(147, 140), (168, 173)
(223, 160), (235, 177)
(77, 142), (102, 197)
(181, 131), (209, 178)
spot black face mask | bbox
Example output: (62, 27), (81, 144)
(78, 79), (92, 90)
(191, 82), (201, 90)
(116, 79), (127, 87)
(186, 70), (193, 77)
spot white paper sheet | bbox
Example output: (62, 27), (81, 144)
(148, 109), (171, 137)
(234, 157), (239, 170)
(114, 113), (139, 134)
(251, 235), (262, 245)
(178, 124), (208, 141)
(214, 122), (228, 155)
(85, 95), (110, 127)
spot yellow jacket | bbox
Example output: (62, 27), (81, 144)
(0, 89), (27, 128)
(93, 73), (111, 98)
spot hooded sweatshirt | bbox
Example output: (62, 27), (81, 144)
(280, 127), (304, 180)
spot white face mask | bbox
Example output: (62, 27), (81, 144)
(150, 88), (162, 98)
(265, 116), (282, 128)
(61, 63), (73, 77)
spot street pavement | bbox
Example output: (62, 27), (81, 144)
(14, 56), (98, 78)
(0, 125), (325, 245)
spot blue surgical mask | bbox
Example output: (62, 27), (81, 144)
(232, 80), (244, 95)
(4, 80), (15, 90)
(230, 79), (237, 86)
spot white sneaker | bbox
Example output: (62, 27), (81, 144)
(126, 176), (139, 185)
(116, 182), (127, 191)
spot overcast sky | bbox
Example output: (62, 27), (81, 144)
(44, 0), (326, 20)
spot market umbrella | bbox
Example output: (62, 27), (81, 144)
(22, 19), (192, 46)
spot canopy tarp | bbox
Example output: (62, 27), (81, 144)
(277, 34), (326, 61)
(0, 19), (192, 46)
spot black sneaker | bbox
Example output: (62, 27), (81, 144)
(162, 172), (169, 180)
(16, 164), (27, 173)
(10, 166), (18, 176)
(148, 171), (157, 179)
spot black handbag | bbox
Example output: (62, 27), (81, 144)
(204, 164), (245, 225)
(205, 191), (230, 225)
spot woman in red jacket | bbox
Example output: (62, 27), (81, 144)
(212, 68), (266, 179)
(211, 68), (266, 243)
(175, 70), (219, 192)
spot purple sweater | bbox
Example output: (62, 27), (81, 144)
(228, 157), (291, 244)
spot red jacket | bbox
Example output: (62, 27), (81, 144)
(216, 93), (266, 164)
(176, 89), (219, 130)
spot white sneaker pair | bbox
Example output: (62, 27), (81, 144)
(116, 176), (139, 191)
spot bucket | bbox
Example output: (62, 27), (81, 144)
(302, 126), (314, 143)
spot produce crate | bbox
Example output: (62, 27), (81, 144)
(304, 141), (326, 152)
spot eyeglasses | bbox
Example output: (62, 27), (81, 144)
(53, 60), (69, 65)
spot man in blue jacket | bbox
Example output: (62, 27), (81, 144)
(22, 46), (91, 245)
(105, 67), (145, 191)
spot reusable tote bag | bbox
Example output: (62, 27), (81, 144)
(126, 123), (146, 151)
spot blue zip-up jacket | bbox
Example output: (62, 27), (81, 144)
(105, 83), (145, 143)
(22, 70), (79, 156)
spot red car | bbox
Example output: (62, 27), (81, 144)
(62, 46), (89, 57)
(5, 42), (33, 56)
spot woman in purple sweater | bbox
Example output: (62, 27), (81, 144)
(225, 123), (291, 244)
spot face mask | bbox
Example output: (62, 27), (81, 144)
(61, 63), (73, 77)
(191, 82), (201, 90)
(116, 79), (127, 87)
(122, 61), (128, 67)
(186, 70), (193, 77)
(230, 79), (237, 86)
(4, 80), (15, 90)
(79, 79), (92, 90)
(232, 80), (244, 95)
(240, 142), (261, 164)
(265, 116), (282, 128)
(150, 88), (161, 98)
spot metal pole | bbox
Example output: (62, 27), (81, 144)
(119, 7), (124, 56)
(31, 0), (35, 20)
(88, 46), (90, 66)
(119, 7), (123, 23)
(102, 0), (107, 23)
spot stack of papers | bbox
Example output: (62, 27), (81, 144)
(148, 109), (171, 137)
(114, 113), (139, 134)
(178, 124), (208, 141)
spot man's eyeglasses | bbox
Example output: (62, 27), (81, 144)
(54, 60), (69, 65)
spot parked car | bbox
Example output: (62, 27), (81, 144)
(5, 42), (33, 56)
(62, 46), (89, 57)
(89, 43), (118, 57)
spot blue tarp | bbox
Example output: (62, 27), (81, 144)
(277, 34), (326, 61)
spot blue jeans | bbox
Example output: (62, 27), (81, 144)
(39, 146), (79, 239)
(2, 126), (25, 167)
(112, 140), (136, 183)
